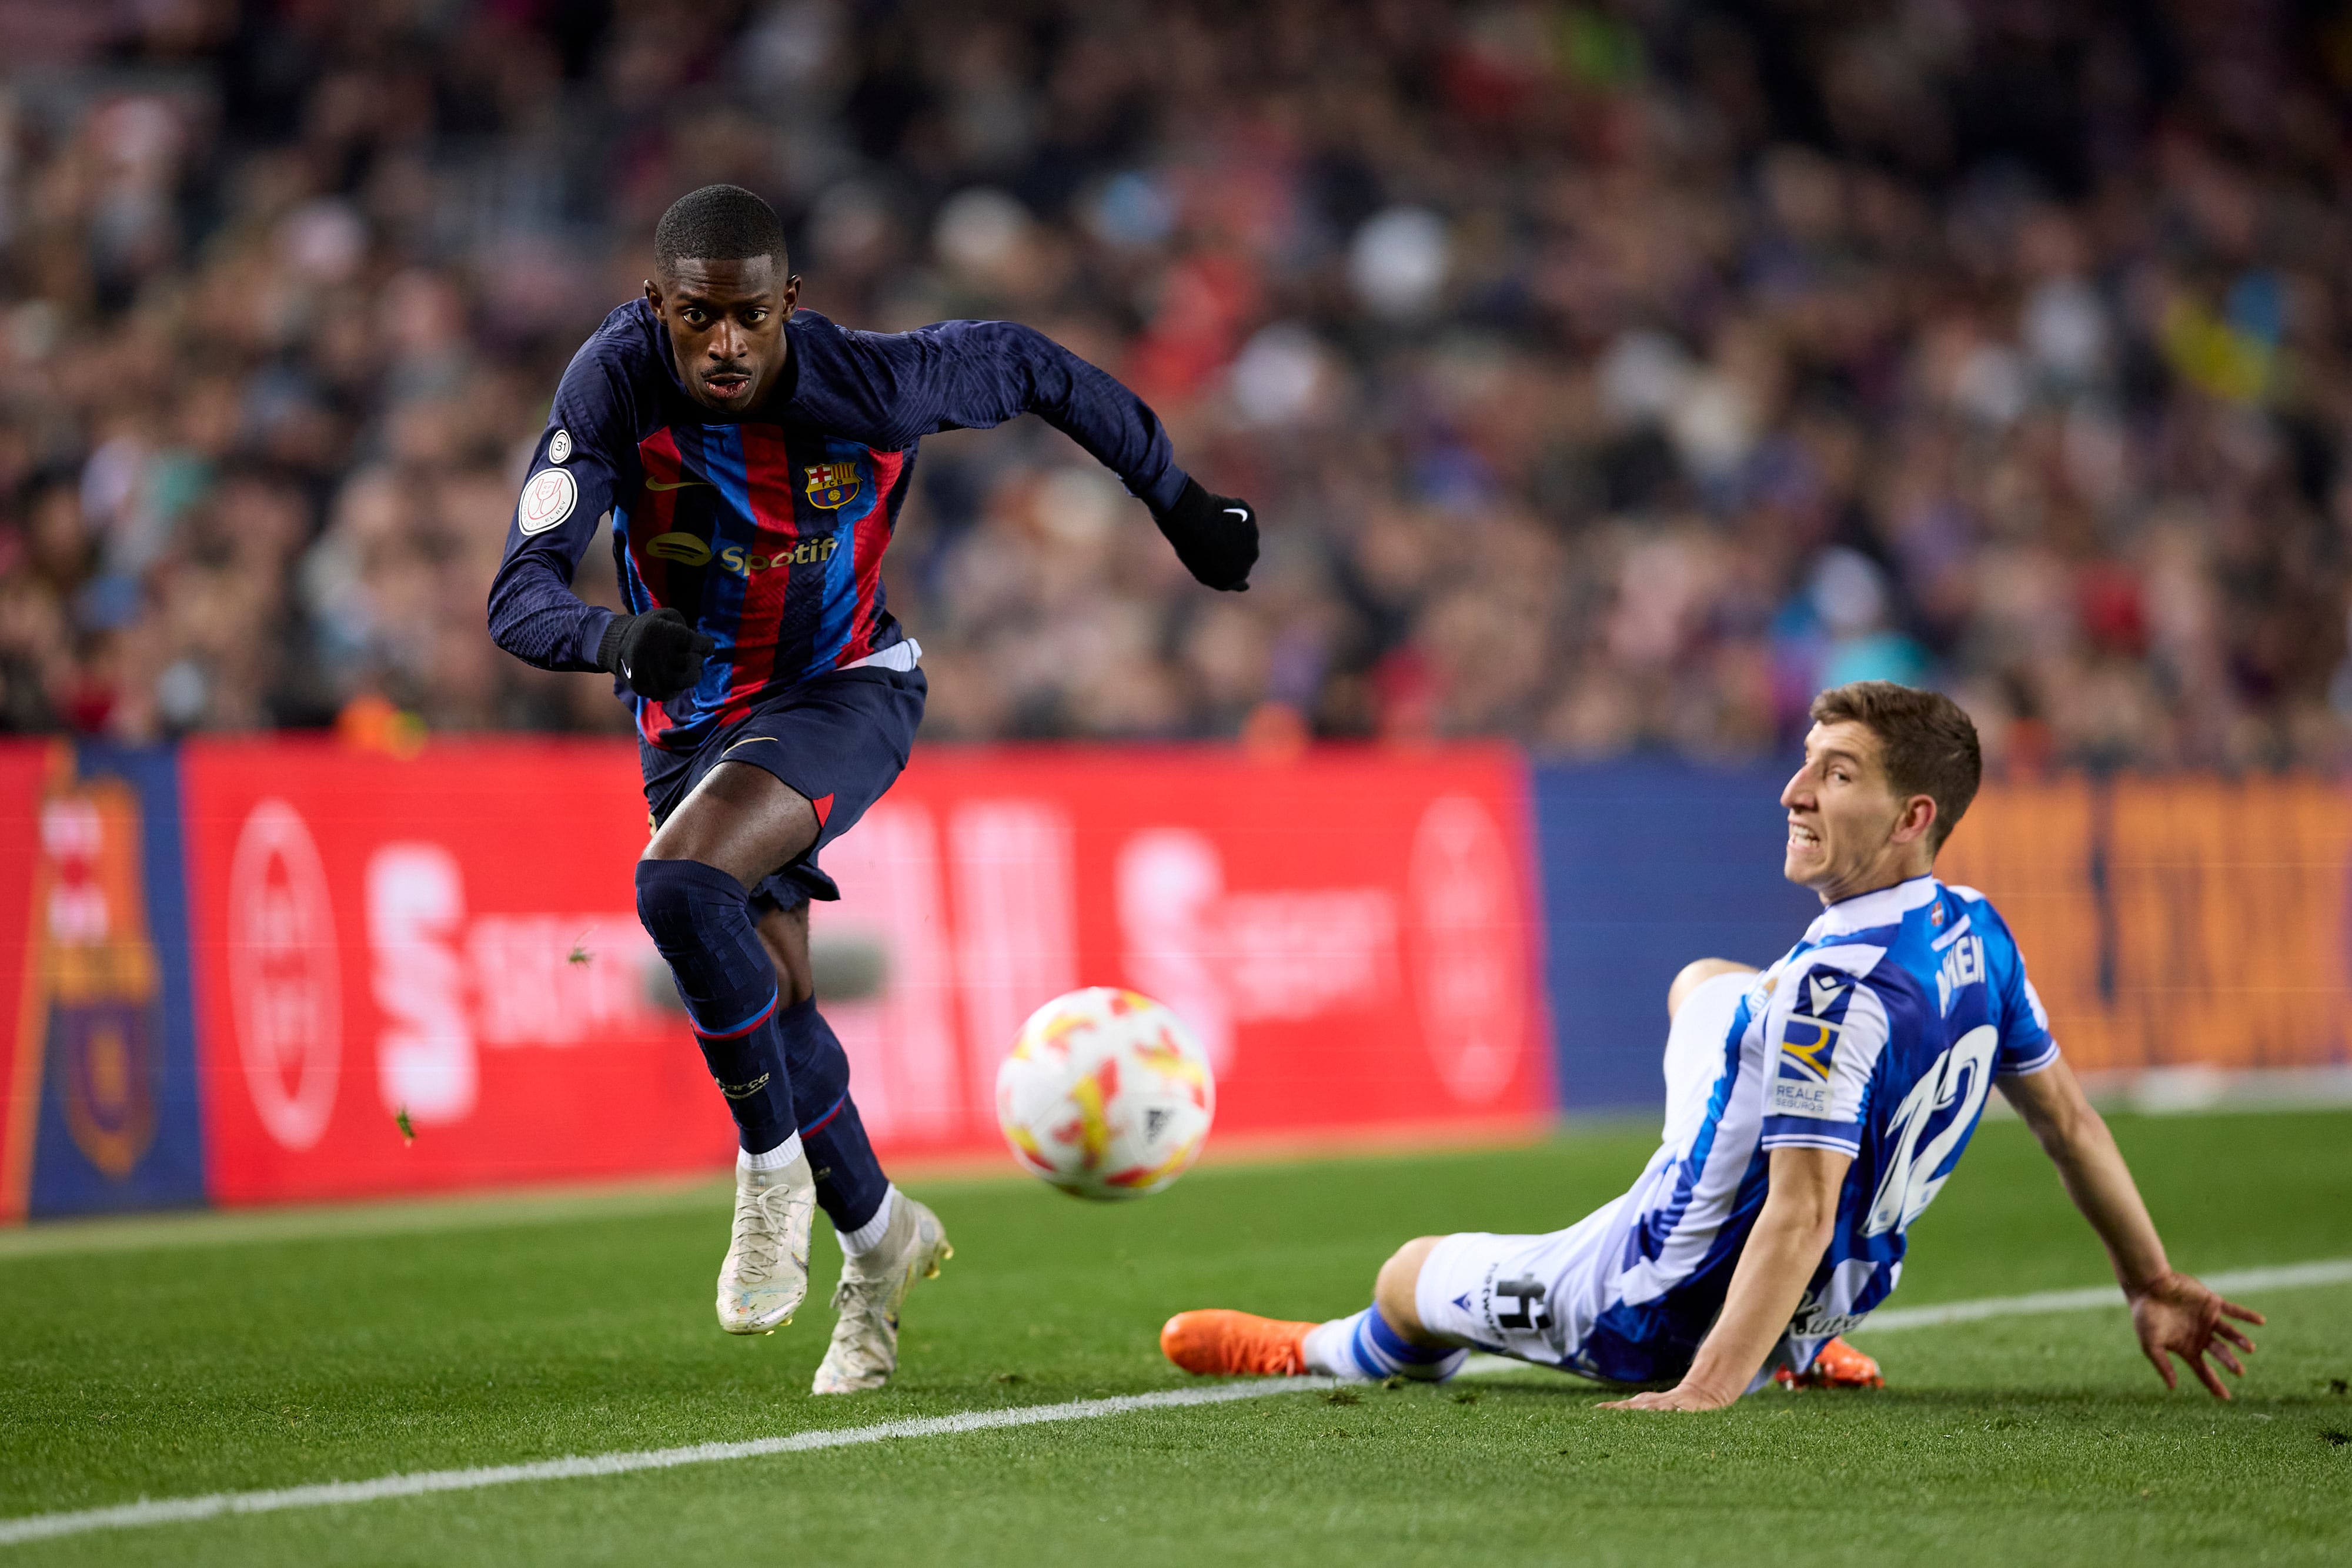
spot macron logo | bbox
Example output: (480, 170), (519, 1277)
(1808, 974), (1844, 1017)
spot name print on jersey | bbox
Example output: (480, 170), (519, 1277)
(1935, 932), (1987, 1016)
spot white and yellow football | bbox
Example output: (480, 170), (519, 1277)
(995, 987), (1215, 1201)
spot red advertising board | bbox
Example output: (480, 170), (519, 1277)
(181, 740), (719, 1205)
(180, 738), (1551, 1206)
(0, 740), (63, 1221)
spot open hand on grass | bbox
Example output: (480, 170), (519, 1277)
(1598, 1382), (1739, 1413)
(2129, 1271), (2262, 1400)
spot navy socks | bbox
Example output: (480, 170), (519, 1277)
(776, 998), (890, 1235)
(634, 860), (891, 1229)
(634, 859), (796, 1152)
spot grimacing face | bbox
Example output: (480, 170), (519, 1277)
(643, 255), (800, 413)
(1779, 718), (1937, 903)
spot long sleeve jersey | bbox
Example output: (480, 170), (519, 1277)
(487, 300), (1190, 752)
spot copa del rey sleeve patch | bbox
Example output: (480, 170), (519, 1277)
(516, 466), (578, 535)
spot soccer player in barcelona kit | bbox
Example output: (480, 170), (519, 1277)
(1165, 683), (2264, 1407)
(489, 185), (1258, 1393)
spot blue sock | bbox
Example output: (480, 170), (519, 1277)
(774, 997), (890, 1233)
(634, 859), (796, 1152)
(1304, 1306), (1468, 1382)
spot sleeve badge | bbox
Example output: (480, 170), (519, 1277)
(517, 467), (579, 535)
(1772, 969), (1853, 1118)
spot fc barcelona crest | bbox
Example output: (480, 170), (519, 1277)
(38, 778), (165, 1182)
(804, 462), (861, 509)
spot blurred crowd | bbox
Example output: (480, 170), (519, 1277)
(2, 0), (2350, 770)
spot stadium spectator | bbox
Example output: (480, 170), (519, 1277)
(1, 0), (2347, 771)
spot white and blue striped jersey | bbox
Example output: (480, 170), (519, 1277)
(1559, 875), (2057, 1383)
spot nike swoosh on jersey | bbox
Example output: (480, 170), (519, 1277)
(1224, 506), (1248, 519)
(644, 479), (713, 491)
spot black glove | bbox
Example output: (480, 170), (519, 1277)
(598, 609), (717, 700)
(1152, 476), (1259, 591)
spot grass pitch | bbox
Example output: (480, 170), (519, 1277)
(4, 1111), (2350, 1566)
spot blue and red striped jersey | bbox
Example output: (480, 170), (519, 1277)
(487, 300), (1188, 751)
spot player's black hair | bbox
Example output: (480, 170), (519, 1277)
(1809, 681), (1982, 851)
(654, 185), (787, 277)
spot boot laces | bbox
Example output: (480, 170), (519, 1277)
(731, 1183), (789, 1285)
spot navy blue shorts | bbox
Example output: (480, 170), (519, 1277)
(641, 666), (925, 914)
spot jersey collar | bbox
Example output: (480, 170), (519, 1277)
(1803, 874), (1939, 942)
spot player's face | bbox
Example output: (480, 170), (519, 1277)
(644, 256), (800, 413)
(1780, 720), (1930, 901)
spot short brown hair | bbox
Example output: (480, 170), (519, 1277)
(1808, 681), (1982, 851)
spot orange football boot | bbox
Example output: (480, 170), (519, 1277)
(1775, 1336), (1885, 1390)
(1160, 1310), (1315, 1376)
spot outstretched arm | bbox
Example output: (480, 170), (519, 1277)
(839, 319), (1258, 590)
(1999, 1059), (2262, 1399)
(1603, 1145), (1850, 1412)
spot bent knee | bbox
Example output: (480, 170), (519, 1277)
(1668, 958), (1755, 1021)
(634, 857), (743, 941)
(1374, 1236), (1446, 1330)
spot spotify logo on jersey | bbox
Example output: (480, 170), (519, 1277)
(644, 533), (714, 566)
(642, 532), (841, 576)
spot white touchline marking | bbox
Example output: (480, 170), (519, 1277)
(1456, 1256), (2352, 1379)
(0, 1379), (1331, 1548)
(1853, 1258), (2352, 1332)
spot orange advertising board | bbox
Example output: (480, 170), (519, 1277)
(1937, 777), (2352, 1072)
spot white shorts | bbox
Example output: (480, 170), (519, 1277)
(1411, 972), (1790, 1385)
(1412, 1203), (1626, 1370)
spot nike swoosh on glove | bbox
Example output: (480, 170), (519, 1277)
(599, 609), (719, 700)
(1152, 476), (1259, 591)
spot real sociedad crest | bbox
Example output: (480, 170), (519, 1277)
(804, 462), (861, 509)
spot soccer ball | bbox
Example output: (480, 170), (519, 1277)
(995, 987), (1215, 1200)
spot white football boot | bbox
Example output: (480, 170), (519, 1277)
(715, 1148), (817, 1335)
(810, 1196), (953, 1393)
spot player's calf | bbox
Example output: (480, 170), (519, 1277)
(1304, 1305), (1468, 1382)
(636, 858), (817, 1333)
(635, 858), (799, 1152)
(775, 996), (895, 1238)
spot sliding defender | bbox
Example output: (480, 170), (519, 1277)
(1164, 683), (2260, 1409)
(489, 185), (1258, 1393)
